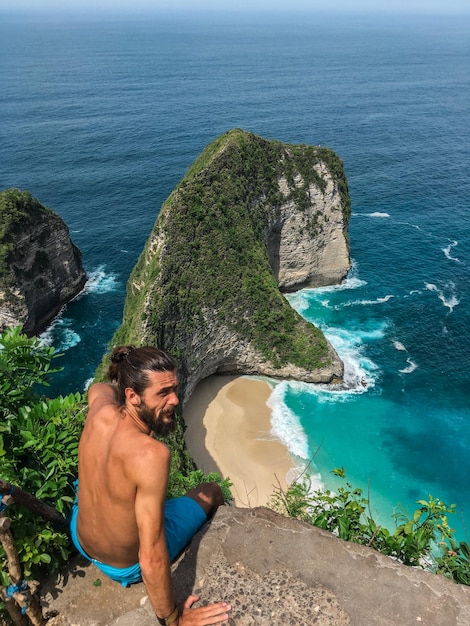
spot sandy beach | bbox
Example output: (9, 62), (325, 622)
(183, 375), (295, 508)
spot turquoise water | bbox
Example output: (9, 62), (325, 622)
(1, 11), (469, 540)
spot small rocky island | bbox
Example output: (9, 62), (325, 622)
(110, 129), (351, 402)
(0, 188), (86, 336)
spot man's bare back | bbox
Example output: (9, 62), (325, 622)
(71, 346), (231, 625)
(77, 382), (167, 566)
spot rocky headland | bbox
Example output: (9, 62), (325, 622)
(0, 189), (86, 336)
(109, 129), (351, 403)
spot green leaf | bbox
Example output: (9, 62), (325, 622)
(460, 542), (470, 559)
(39, 553), (52, 564)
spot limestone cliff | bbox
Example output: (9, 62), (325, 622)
(0, 189), (86, 336)
(111, 130), (351, 402)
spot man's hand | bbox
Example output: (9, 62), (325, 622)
(178, 595), (231, 625)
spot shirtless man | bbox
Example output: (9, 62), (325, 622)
(70, 345), (231, 626)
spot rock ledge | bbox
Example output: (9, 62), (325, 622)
(41, 507), (470, 626)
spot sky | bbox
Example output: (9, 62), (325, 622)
(1, 0), (469, 14)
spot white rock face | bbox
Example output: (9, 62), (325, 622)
(270, 168), (350, 290)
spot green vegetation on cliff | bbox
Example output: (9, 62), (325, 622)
(111, 130), (350, 378)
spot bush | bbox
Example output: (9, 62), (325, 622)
(0, 326), (86, 585)
(167, 468), (233, 504)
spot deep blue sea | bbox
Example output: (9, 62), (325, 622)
(1, 10), (469, 540)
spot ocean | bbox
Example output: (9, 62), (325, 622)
(1, 10), (469, 541)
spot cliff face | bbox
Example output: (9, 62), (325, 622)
(0, 189), (87, 336)
(112, 130), (351, 402)
(269, 160), (350, 290)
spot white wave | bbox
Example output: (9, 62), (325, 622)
(286, 263), (367, 308)
(325, 325), (382, 392)
(288, 276), (368, 304)
(84, 266), (120, 294)
(267, 343), (379, 489)
(267, 382), (311, 460)
(342, 294), (394, 307)
(285, 290), (312, 315)
(399, 358), (418, 374)
(59, 328), (82, 351)
(393, 340), (407, 352)
(283, 321), (384, 401)
(336, 275), (367, 291)
(38, 325), (55, 347)
(443, 295), (460, 312)
(397, 220), (423, 232)
(442, 240), (461, 263)
(39, 316), (81, 352)
(425, 281), (460, 313)
(83, 377), (94, 392)
(353, 212), (390, 218)
(287, 465), (325, 493)
(288, 285), (385, 395)
(377, 295), (394, 303)
(333, 260), (367, 291)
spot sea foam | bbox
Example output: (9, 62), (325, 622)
(442, 240), (461, 264)
(353, 212), (390, 218)
(341, 294), (394, 307)
(393, 340), (407, 351)
(425, 281), (460, 313)
(399, 358), (418, 374)
(84, 266), (120, 294)
(40, 316), (81, 352)
(268, 381), (311, 460)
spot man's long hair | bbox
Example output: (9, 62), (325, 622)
(106, 345), (176, 406)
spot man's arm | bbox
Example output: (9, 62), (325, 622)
(134, 441), (230, 625)
(135, 440), (177, 619)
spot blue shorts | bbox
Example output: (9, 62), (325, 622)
(69, 496), (207, 587)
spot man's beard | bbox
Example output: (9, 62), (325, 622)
(137, 403), (176, 437)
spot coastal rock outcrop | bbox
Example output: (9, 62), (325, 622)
(111, 130), (351, 402)
(0, 189), (86, 336)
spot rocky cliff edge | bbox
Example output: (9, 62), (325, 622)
(41, 506), (470, 626)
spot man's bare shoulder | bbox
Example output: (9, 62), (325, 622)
(87, 382), (119, 414)
(118, 436), (171, 498)
(133, 436), (171, 471)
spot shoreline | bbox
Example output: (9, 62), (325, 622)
(183, 375), (295, 507)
